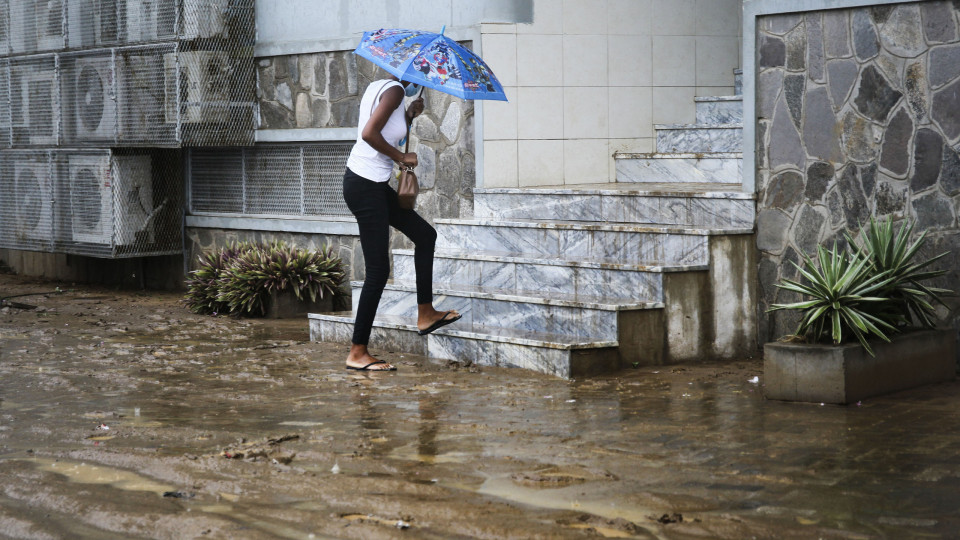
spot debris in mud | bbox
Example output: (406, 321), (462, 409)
(561, 514), (644, 537)
(96, 423), (110, 430)
(220, 433), (300, 463)
(511, 465), (618, 488)
(655, 513), (683, 524)
(341, 513), (414, 530)
(330, 462), (341, 474)
(162, 491), (195, 499)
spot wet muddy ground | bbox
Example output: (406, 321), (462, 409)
(1, 273), (959, 539)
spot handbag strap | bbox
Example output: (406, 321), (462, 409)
(368, 80), (413, 155)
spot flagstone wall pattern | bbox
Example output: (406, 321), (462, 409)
(256, 49), (477, 223)
(756, 1), (960, 341)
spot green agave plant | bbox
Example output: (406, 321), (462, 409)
(848, 217), (952, 329)
(768, 243), (898, 357)
(184, 241), (345, 316)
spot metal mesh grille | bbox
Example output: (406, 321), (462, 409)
(0, 148), (182, 257)
(0, 0), (255, 148)
(10, 55), (60, 147)
(190, 143), (353, 218)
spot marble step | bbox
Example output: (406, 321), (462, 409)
(352, 279), (661, 341)
(393, 248), (707, 300)
(434, 218), (751, 265)
(473, 185), (755, 227)
(308, 312), (620, 378)
(655, 123), (743, 153)
(695, 96), (743, 124)
(614, 152), (742, 184)
(735, 68), (742, 96)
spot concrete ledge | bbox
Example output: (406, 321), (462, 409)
(763, 329), (957, 404)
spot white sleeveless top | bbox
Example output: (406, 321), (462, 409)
(346, 80), (408, 182)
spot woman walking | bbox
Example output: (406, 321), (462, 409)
(342, 76), (461, 371)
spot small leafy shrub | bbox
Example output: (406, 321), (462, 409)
(184, 241), (345, 316)
(769, 218), (951, 356)
(183, 242), (256, 315)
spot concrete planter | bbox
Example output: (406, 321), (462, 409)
(265, 289), (333, 319)
(763, 330), (957, 405)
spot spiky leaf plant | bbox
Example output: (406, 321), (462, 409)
(183, 242), (256, 315)
(215, 241), (345, 316)
(768, 243), (898, 357)
(848, 217), (952, 329)
(184, 241), (344, 316)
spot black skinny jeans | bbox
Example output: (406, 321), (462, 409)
(343, 167), (437, 346)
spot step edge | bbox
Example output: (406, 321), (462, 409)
(473, 187), (755, 199)
(308, 313), (619, 350)
(435, 218), (754, 235)
(614, 152), (743, 159)
(347, 280), (667, 311)
(391, 248), (711, 272)
(694, 95), (742, 102)
(655, 123), (744, 130)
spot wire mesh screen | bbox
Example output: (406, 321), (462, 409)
(9, 55), (60, 147)
(0, 150), (56, 251)
(0, 59), (9, 147)
(190, 143), (353, 218)
(0, 148), (182, 257)
(0, 0), (255, 149)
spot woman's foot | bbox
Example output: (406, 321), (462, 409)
(345, 344), (395, 371)
(417, 305), (462, 335)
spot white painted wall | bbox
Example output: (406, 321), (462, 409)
(254, 0), (743, 188)
(481, 0), (743, 187)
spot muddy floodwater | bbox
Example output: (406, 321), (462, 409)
(1, 273), (959, 539)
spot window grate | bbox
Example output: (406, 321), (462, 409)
(189, 143), (354, 218)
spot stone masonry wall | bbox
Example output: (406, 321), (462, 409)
(756, 1), (960, 341)
(256, 48), (477, 224)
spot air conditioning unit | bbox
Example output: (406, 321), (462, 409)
(125, 0), (175, 42)
(14, 70), (59, 145)
(68, 154), (153, 246)
(13, 160), (54, 242)
(66, 0), (119, 49)
(182, 0), (229, 40)
(72, 56), (117, 141)
(164, 51), (231, 124)
(9, 0), (34, 53)
(36, 0), (65, 51)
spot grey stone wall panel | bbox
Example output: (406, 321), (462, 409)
(879, 107), (914, 176)
(826, 58), (860, 109)
(921, 2), (958, 43)
(759, 34), (787, 69)
(806, 13), (826, 82)
(878, 5), (925, 58)
(854, 65), (904, 122)
(805, 161), (834, 203)
(757, 1), (960, 341)
(823, 11), (852, 58)
(929, 44), (960, 88)
(853, 10), (881, 61)
(802, 86), (844, 162)
(931, 78), (960, 141)
(911, 128), (945, 192)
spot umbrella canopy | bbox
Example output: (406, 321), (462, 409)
(354, 27), (508, 102)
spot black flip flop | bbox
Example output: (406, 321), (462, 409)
(346, 360), (397, 371)
(417, 311), (462, 336)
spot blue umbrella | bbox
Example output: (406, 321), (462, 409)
(354, 27), (508, 102)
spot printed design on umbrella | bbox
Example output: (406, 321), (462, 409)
(413, 42), (462, 86)
(355, 27), (508, 102)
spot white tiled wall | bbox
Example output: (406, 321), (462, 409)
(481, 0), (742, 187)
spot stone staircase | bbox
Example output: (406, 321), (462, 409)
(310, 70), (757, 378)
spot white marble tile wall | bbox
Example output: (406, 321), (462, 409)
(436, 221), (711, 265)
(615, 155), (742, 183)
(655, 125), (743, 153)
(695, 97), (743, 124)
